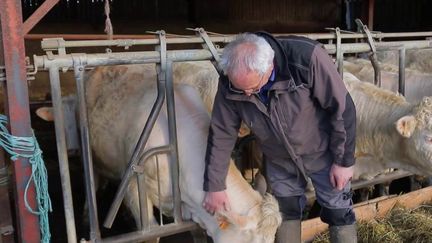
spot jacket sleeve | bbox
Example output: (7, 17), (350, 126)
(308, 46), (356, 167)
(204, 79), (242, 191)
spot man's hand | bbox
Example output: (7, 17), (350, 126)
(202, 191), (231, 215)
(330, 164), (354, 190)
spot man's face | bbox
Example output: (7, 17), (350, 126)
(229, 65), (273, 96)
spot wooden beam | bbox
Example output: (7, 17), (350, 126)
(301, 186), (432, 241)
(368, 0), (375, 30)
(22, 0), (59, 35)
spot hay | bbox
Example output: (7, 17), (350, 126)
(312, 204), (432, 243)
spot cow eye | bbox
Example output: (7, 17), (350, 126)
(425, 136), (432, 143)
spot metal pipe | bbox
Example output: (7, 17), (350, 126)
(335, 28), (344, 76)
(104, 146), (170, 229)
(137, 172), (149, 230)
(34, 40), (432, 71)
(48, 67), (78, 243)
(34, 49), (219, 69)
(324, 40), (432, 54)
(74, 65), (101, 241)
(369, 53), (381, 86)
(0, 0), (40, 241)
(103, 76), (167, 228)
(37, 31), (432, 49)
(40, 36), (233, 51)
(165, 60), (182, 222)
(156, 156), (163, 225)
(100, 222), (199, 243)
(136, 44), (167, 230)
(26, 33), (163, 40)
(0, 22), (14, 243)
(398, 48), (406, 95)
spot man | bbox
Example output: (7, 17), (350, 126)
(202, 32), (357, 243)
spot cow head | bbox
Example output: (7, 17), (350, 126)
(213, 193), (281, 243)
(35, 95), (80, 156)
(396, 96), (432, 175)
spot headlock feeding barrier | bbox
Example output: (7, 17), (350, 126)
(2, 19), (432, 242)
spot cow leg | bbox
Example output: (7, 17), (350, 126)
(414, 175), (432, 188)
(421, 176), (432, 187)
(125, 183), (160, 243)
(190, 228), (208, 243)
(353, 188), (370, 203)
(373, 183), (389, 197)
(409, 175), (423, 191)
(82, 172), (106, 229)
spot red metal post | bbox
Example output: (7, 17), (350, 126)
(0, 21), (15, 243)
(22, 0), (60, 35)
(0, 0), (40, 242)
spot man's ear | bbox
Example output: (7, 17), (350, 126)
(36, 107), (55, 121)
(395, 115), (417, 138)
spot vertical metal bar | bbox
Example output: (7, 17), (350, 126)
(74, 65), (101, 241)
(103, 72), (166, 228)
(335, 28), (343, 76)
(369, 54), (381, 87)
(137, 174), (148, 230)
(398, 48), (406, 96)
(0, 23), (14, 243)
(337, 52), (344, 77)
(156, 156), (163, 225)
(165, 60), (182, 222)
(22, 0), (60, 35)
(48, 67), (78, 243)
(0, 0), (40, 242)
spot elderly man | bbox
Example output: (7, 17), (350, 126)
(202, 32), (357, 243)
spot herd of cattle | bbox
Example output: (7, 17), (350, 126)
(34, 48), (432, 242)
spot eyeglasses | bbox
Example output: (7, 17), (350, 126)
(228, 75), (265, 95)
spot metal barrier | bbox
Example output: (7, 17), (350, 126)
(32, 29), (432, 243)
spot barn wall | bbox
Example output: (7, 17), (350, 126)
(21, 0), (342, 34)
(195, 0), (341, 32)
(21, 0), (432, 34)
(374, 0), (432, 32)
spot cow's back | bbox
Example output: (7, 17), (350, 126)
(344, 58), (432, 102)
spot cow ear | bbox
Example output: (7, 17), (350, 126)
(36, 107), (55, 121)
(395, 115), (417, 138)
(216, 211), (249, 230)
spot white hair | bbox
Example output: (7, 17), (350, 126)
(219, 33), (275, 76)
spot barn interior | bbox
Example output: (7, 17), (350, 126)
(1, 0), (432, 243)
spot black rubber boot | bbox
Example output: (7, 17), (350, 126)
(275, 220), (301, 243)
(329, 224), (357, 243)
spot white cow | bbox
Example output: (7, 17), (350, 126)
(50, 62), (281, 243)
(343, 72), (432, 180)
(344, 58), (432, 103)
